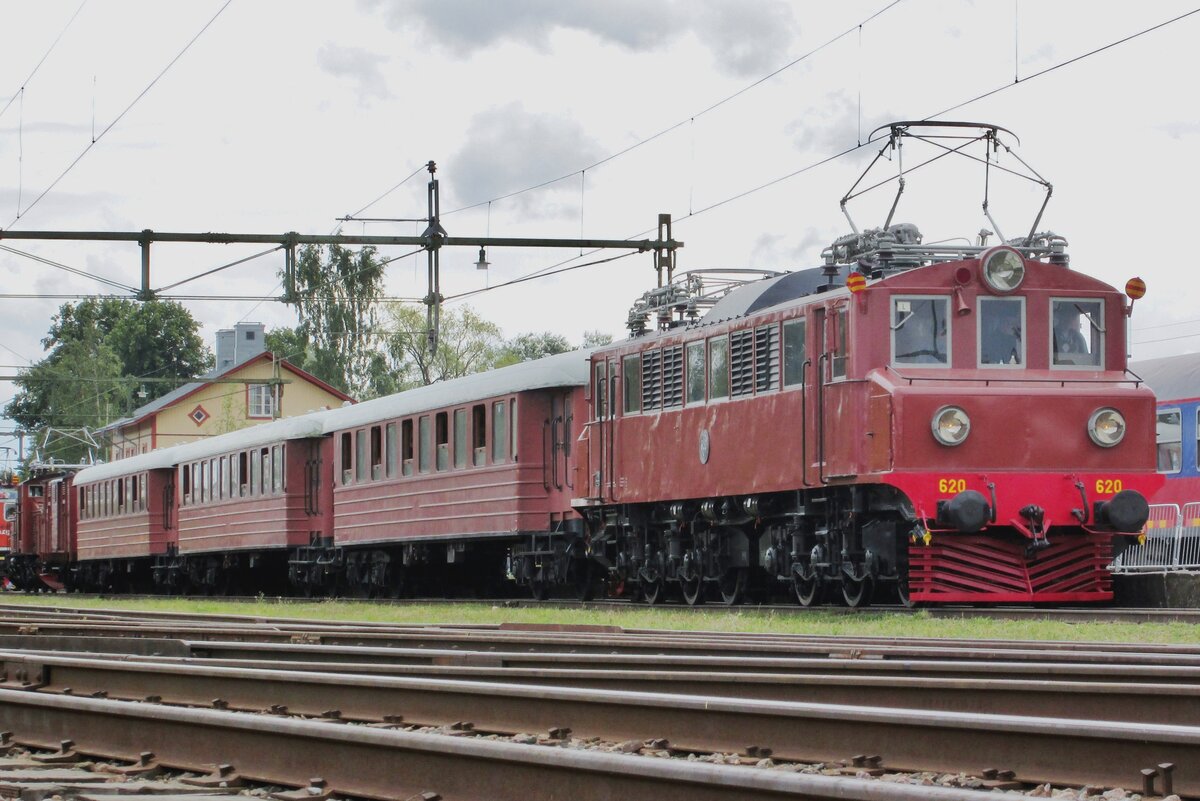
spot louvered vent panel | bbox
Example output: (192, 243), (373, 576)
(755, 324), (780, 393)
(730, 330), (755, 397)
(641, 349), (662, 410)
(662, 346), (684, 408)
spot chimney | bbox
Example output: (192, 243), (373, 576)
(215, 322), (266, 370)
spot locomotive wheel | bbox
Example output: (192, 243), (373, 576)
(793, 571), (821, 607)
(717, 567), (746, 606)
(641, 578), (665, 605)
(896, 574), (919, 608)
(529, 576), (551, 601)
(841, 575), (874, 608)
(680, 575), (705, 606)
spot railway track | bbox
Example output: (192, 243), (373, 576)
(0, 604), (1194, 797)
(7, 594), (1200, 624)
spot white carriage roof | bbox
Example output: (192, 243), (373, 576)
(1130, 352), (1200, 404)
(75, 413), (331, 484)
(318, 348), (594, 433)
(74, 349), (594, 482)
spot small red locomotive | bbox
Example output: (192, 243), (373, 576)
(6, 122), (1159, 606)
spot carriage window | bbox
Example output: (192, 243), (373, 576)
(370, 426), (383, 480)
(979, 297), (1025, 367)
(783, 318), (807, 387)
(892, 298), (948, 366)
(272, 445), (284, 493)
(132, 473), (141, 507)
(436, 412), (449, 471)
(832, 309), (849, 378)
(595, 362), (608, 419)
(217, 457), (226, 500)
(472, 405), (486, 466)
(511, 399), (519, 461)
(686, 342), (705, 404)
(340, 433), (352, 485)
(260, 448), (270, 495)
(355, 430), (367, 482)
(402, 419), (414, 476)
(1158, 410), (1182, 473)
(1052, 299), (1103, 368)
(238, 451), (248, 495)
(454, 409), (467, 468)
(386, 423), (398, 478)
(419, 415), (432, 473)
(117, 478), (125, 512)
(622, 355), (641, 414)
(250, 450), (260, 495)
(708, 336), (729, 400)
(492, 401), (508, 463)
(182, 465), (191, 504)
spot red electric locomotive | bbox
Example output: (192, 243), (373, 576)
(557, 122), (1159, 606)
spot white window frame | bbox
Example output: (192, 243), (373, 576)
(248, 384), (275, 418)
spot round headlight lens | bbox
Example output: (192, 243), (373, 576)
(981, 247), (1025, 292)
(932, 406), (971, 447)
(1089, 408), (1126, 447)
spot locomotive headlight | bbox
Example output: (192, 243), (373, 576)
(981, 247), (1025, 293)
(931, 406), (971, 447)
(1088, 407), (1126, 447)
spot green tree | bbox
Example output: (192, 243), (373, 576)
(284, 244), (386, 398)
(5, 298), (209, 460)
(5, 335), (130, 463)
(495, 332), (572, 367)
(384, 304), (503, 388)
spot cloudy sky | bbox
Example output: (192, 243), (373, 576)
(1, 0), (1198, 460)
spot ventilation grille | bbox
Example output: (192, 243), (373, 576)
(641, 349), (662, 411)
(754, 324), (779, 393)
(662, 346), (683, 408)
(730, 330), (755, 397)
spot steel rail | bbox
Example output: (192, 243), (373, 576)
(10, 598), (1200, 625)
(0, 690), (995, 801)
(4, 619), (1200, 664)
(4, 649), (1200, 725)
(0, 659), (1196, 792)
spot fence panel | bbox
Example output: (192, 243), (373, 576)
(1111, 503), (1180, 572)
(1177, 502), (1200, 569)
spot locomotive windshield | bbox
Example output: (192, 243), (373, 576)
(979, 297), (1024, 366)
(892, 297), (949, 366)
(1051, 299), (1103, 368)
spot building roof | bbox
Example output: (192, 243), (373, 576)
(97, 351), (353, 434)
(1130, 352), (1200, 403)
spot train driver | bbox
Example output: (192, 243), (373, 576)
(1052, 302), (1099, 366)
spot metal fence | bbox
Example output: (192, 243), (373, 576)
(1109, 503), (1200, 573)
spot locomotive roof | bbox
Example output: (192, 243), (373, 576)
(74, 413), (331, 483)
(319, 347), (594, 433)
(702, 265), (853, 321)
(1130, 352), (1200, 403)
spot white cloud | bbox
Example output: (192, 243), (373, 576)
(447, 102), (605, 217)
(362, 0), (799, 77)
(316, 44), (391, 105)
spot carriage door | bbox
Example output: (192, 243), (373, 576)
(588, 358), (618, 501)
(815, 304), (856, 480)
(549, 390), (574, 493)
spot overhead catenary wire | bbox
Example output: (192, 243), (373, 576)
(0, 0), (89, 123)
(6, 0), (236, 227)
(440, 0), (905, 217)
